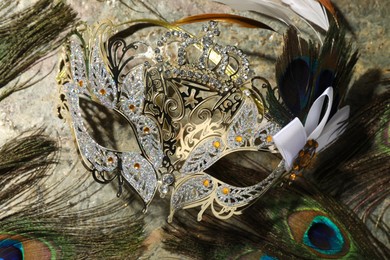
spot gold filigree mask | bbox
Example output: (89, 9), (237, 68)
(57, 20), (285, 222)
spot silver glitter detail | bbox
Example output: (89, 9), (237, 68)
(169, 162), (286, 222)
(227, 99), (258, 148)
(63, 82), (118, 172)
(121, 152), (158, 204)
(60, 22), (287, 222)
(169, 174), (214, 213)
(69, 40), (88, 94)
(254, 123), (280, 150)
(117, 65), (164, 169)
(119, 65), (145, 117)
(181, 137), (225, 174)
(64, 42), (160, 205)
(131, 116), (164, 169)
(89, 39), (118, 108)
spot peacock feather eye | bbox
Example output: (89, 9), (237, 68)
(315, 69), (335, 99)
(303, 216), (344, 255)
(232, 249), (279, 260)
(0, 239), (23, 260)
(278, 57), (311, 117)
(288, 210), (349, 258)
(259, 255), (279, 260)
(0, 235), (54, 260)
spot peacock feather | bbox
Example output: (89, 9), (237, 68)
(162, 68), (390, 259)
(0, 0), (77, 101)
(0, 2), (147, 258)
(265, 21), (359, 126)
(163, 153), (389, 259)
(0, 132), (146, 259)
(162, 174), (390, 259)
(307, 86), (390, 246)
(0, 0), (388, 259)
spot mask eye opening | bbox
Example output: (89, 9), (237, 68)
(78, 97), (141, 153)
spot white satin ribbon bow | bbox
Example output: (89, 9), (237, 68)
(273, 87), (350, 170)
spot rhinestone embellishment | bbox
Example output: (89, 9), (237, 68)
(58, 20), (282, 222)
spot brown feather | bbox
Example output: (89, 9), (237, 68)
(317, 0), (337, 21)
(173, 13), (274, 31)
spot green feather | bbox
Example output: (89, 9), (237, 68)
(307, 91), (390, 246)
(162, 91), (390, 259)
(0, 130), (58, 206)
(0, 0), (77, 100)
(0, 132), (146, 259)
(163, 177), (389, 259)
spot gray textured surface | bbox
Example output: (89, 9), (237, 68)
(0, 0), (388, 258)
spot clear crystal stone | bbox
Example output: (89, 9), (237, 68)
(162, 173), (175, 185)
(160, 184), (169, 194)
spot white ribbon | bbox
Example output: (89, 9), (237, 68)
(273, 87), (350, 170)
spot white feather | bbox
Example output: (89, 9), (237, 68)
(215, 0), (294, 25)
(214, 0), (329, 31)
(282, 0), (329, 30)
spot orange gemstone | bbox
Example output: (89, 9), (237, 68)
(307, 139), (313, 146)
(222, 187), (230, 195)
(107, 156), (114, 163)
(235, 135), (243, 142)
(143, 127), (150, 134)
(266, 135), (273, 142)
(299, 153), (312, 168)
(290, 173), (297, 181)
(213, 141), (221, 149)
(133, 163), (140, 169)
(99, 89), (107, 95)
(78, 80), (83, 87)
(299, 150), (305, 157)
(129, 104), (136, 111)
(203, 179), (210, 187)
(293, 164), (299, 171)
